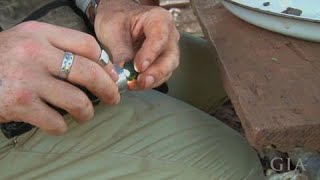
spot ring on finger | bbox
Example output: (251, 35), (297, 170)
(98, 50), (110, 66)
(60, 52), (74, 80)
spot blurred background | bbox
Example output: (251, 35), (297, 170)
(160, 0), (203, 36)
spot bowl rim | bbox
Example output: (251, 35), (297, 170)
(223, 0), (320, 23)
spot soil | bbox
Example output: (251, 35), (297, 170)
(169, 7), (204, 36)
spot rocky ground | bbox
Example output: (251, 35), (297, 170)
(168, 7), (204, 36)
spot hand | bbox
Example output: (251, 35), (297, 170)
(95, 0), (180, 89)
(0, 21), (120, 135)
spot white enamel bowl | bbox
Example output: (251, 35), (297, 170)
(222, 0), (320, 42)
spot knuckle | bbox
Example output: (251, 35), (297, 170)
(155, 69), (166, 80)
(155, 26), (169, 39)
(150, 41), (163, 54)
(100, 82), (119, 104)
(83, 34), (96, 44)
(144, 41), (167, 62)
(18, 21), (44, 32)
(11, 88), (34, 106)
(154, 7), (174, 22)
(113, 45), (133, 61)
(153, 32), (169, 50)
(153, 7), (170, 15)
(14, 67), (34, 82)
(87, 62), (100, 82)
(103, 87), (119, 105)
(70, 93), (91, 115)
(15, 39), (41, 58)
(108, 10), (126, 19)
(81, 34), (100, 57)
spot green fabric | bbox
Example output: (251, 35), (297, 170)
(0, 0), (264, 179)
(0, 90), (264, 179)
(168, 33), (227, 113)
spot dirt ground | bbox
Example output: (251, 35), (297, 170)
(169, 7), (204, 36)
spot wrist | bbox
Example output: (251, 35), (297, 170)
(86, 0), (140, 25)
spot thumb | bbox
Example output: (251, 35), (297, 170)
(99, 23), (134, 63)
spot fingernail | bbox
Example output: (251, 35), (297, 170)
(110, 69), (119, 82)
(144, 76), (155, 88)
(141, 61), (150, 72)
(113, 95), (121, 105)
(136, 75), (143, 89)
(137, 75), (142, 83)
(134, 63), (139, 72)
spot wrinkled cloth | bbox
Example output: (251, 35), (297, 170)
(0, 0), (264, 179)
(0, 90), (264, 180)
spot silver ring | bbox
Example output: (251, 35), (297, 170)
(98, 50), (110, 66)
(60, 52), (74, 79)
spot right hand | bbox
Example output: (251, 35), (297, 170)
(0, 21), (120, 135)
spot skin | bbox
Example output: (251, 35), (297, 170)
(0, 0), (179, 135)
(95, 0), (180, 89)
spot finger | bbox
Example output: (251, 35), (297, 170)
(133, 8), (173, 72)
(37, 77), (94, 123)
(153, 72), (172, 88)
(97, 17), (134, 63)
(39, 22), (101, 61)
(47, 48), (120, 105)
(136, 38), (179, 89)
(37, 22), (119, 82)
(104, 63), (119, 82)
(18, 99), (67, 135)
(98, 50), (119, 82)
(130, 72), (172, 90)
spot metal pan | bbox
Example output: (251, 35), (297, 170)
(222, 0), (320, 42)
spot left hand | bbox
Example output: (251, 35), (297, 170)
(94, 0), (180, 89)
